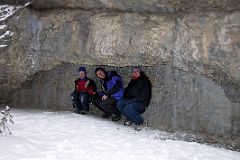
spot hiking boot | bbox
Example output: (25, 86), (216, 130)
(74, 108), (80, 114)
(124, 120), (133, 126)
(112, 114), (122, 122)
(101, 113), (111, 119)
(135, 121), (148, 131)
(80, 110), (87, 115)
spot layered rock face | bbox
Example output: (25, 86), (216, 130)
(3, 0), (240, 13)
(0, 0), (239, 139)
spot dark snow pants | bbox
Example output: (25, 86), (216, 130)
(90, 94), (121, 116)
(71, 92), (90, 112)
(116, 98), (146, 125)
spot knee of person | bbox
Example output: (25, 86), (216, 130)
(117, 98), (124, 105)
(98, 100), (105, 107)
(116, 101), (124, 110)
(122, 104), (133, 112)
(70, 92), (77, 97)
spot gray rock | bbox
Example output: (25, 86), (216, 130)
(3, 0), (240, 14)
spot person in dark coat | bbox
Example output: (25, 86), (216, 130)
(70, 67), (97, 115)
(116, 67), (152, 130)
(91, 67), (124, 122)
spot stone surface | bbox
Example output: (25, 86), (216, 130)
(0, 0), (239, 143)
(2, 0), (240, 13)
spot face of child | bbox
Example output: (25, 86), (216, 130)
(79, 71), (86, 79)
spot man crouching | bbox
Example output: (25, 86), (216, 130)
(117, 67), (152, 131)
(91, 67), (124, 122)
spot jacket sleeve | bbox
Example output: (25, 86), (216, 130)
(74, 79), (79, 92)
(105, 80), (122, 97)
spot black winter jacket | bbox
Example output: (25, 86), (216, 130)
(124, 73), (152, 107)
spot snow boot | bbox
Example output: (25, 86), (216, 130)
(124, 120), (133, 126)
(80, 110), (87, 115)
(135, 122), (148, 131)
(74, 108), (81, 114)
(112, 114), (122, 122)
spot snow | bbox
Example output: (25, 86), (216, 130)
(0, 44), (7, 48)
(0, 109), (239, 160)
(0, 24), (7, 29)
(27, 54), (36, 68)
(0, 5), (17, 22)
(0, 30), (13, 39)
(24, 2), (31, 7)
(0, 3), (30, 22)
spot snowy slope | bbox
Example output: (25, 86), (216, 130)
(0, 109), (239, 160)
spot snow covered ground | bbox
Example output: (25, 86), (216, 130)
(0, 5), (16, 22)
(0, 109), (239, 160)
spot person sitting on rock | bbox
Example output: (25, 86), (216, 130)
(91, 67), (124, 122)
(116, 67), (152, 131)
(71, 67), (97, 115)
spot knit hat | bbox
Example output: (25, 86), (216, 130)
(78, 66), (86, 73)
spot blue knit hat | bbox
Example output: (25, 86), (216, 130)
(78, 66), (86, 73)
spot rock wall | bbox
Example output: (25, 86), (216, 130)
(0, 0), (239, 140)
(3, 0), (240, 13)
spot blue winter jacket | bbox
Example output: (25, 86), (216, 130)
(100, 71), (124, 100)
